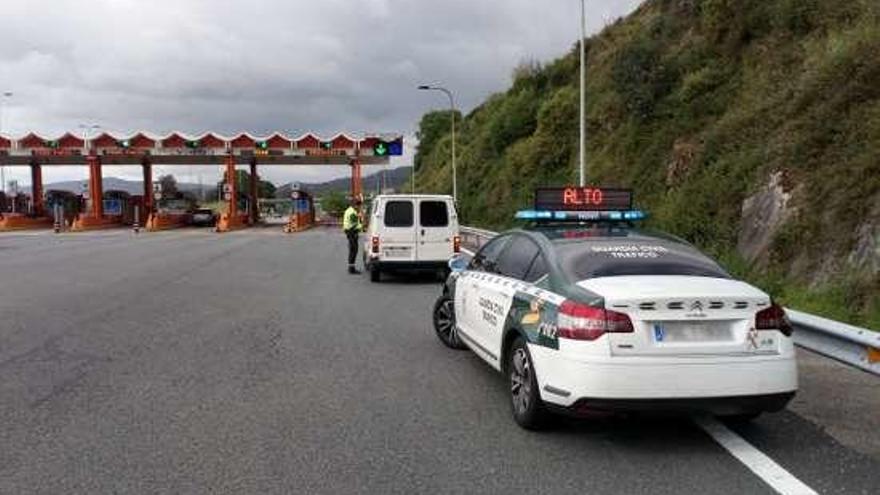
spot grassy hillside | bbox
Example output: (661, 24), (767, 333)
(276, 166), (412, 198)
(414, 0), (880, 328)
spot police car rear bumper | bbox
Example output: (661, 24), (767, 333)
(558, 392), (795, 417)
(529, 344), (798, 412)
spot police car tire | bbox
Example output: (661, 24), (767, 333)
(509, 337), (547, 430)
(433, 296), (467, 350)
(370, 266), (381, 282)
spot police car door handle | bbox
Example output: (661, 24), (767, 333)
(421, 229), (426, 236)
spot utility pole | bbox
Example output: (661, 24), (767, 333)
(579, 0), (587, 186)
(418, 85), (457, 203)
(0, 92), (13, 200)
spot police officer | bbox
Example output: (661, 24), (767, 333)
(342, 198), (363, 274)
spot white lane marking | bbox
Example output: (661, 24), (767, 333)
(694, 416), (817, 495)
(461, 247), (475, 256)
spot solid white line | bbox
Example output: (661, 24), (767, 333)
(460, 247), (475, 256)
(694, 416), (817, 495)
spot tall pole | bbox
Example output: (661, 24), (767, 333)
(579, 0), (586, 186)
(0, 92), (12, 199)
(78, 124), (100, 161)
(418, 85), (457, 204)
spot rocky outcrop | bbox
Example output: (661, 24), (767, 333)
(665, 138), (700, 187)
(848, 199), (880, 276)
(737, 171), (795, 263)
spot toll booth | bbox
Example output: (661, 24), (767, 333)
(46, 190), (82, 228)
(146, 196), (194, 231)
(2, 193), (31, 214)
(285, 190), (316, 232)
(103, 190), (138, 225)
(257, 199), (293, 225)
(0, 191), (55, 231)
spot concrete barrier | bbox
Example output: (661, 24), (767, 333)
(0, 214), (54, 231)
(146, 212), (193, 231)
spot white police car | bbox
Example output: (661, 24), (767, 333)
(432, 187), (797, 429)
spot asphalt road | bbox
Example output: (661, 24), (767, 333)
(1, 228), (877, 494)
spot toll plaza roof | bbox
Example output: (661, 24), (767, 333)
(0, 131), (403, 166)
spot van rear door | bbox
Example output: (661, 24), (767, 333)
(417, 199), (454, 262)
(380, 199), (417, 262)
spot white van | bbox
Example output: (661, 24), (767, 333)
(363, 194), (460, 282)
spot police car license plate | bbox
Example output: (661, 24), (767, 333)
(652, 322), (732, 343)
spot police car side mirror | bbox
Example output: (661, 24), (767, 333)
(448, 255), (468, 273)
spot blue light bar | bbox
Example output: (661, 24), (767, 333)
(515, 210), (553, 220)
(515, 209), (647, 222)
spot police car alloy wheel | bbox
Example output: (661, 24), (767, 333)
(509, 337), (546, 429)
(433, 296), (466, 349)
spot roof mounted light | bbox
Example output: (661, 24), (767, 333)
(515, 210), (553, 220)
(515, 209), (647, 222)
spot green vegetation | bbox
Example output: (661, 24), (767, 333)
(320, 191), (349, 218)
(215, 170), (276, 200)
(414, 0), (880, 329)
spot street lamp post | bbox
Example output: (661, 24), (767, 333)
(579, 0), (586, 186)
(0, 91), (13, 198)
(78, 124), (101, 148)
(417, 85), (457, 204)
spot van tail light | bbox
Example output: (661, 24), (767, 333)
(755, 303), (793, 336)
(371, 235), (380, 254)
(453, 235), (461, 253)
(557, 300), (633, 341)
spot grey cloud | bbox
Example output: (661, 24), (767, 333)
(1, 0), (641, 185)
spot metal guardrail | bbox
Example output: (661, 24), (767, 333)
(460, 226), (880, 376)
(787, 310), (880, 375)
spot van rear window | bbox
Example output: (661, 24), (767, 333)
(384, 201), (413, 227)
(419, 201), (448, 227)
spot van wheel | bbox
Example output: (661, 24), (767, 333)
(509, 337), (547, 430)
(433, 296), (466, 350)
(370, 266), (381, 282)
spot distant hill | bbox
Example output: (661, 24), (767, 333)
(276, 166), (412, 198)
(43, 177), (205, 195)
(38, 167), (413, 199)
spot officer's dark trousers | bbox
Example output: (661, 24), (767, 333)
(346, 230), (358, 266)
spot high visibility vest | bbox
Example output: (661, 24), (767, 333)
(342, 206), (362, 232)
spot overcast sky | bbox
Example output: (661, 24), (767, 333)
(0, 0), (641, 187)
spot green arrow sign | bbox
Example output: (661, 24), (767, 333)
(373, 142), (388, 156)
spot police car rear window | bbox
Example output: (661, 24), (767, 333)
(556, 241), (730, 280)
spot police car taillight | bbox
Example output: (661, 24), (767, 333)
(453, 235), (461, 253)
(755, 303), (793, 336)
(557, 300), (633, 341)
(371, 235), (380, 254)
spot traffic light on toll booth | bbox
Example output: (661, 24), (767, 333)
(185, 139), (200, 149)
(45, 140), (59, 149)
(255, 140), (269, 150)
(373, 141), (389, 157)
(117, 139), (131, 148)
(320, 141), (333, 150)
